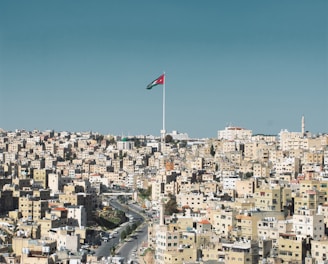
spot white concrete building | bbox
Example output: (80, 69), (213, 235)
(218, 126), (252, 141)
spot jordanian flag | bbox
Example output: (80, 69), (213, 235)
(146, 74), (165, 89)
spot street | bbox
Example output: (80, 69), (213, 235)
(94, 198), (148, 263)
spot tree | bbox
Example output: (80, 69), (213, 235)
(244, 172), (253, 179)
(96, 134), (104, 143)
(131, 222), (138, 230)
(165, 134), (173, 143)
(138, 186), (152, 200)
(126, 225), (132, 236)
(110, 246), (116, 256)
(109, 137), (116, 145)
(121, 230), (127, 240)
(164, 195), (179, 215)
(131, 137), (141, 148)
(210, 145), (215, 157)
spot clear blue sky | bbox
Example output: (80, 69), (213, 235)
(0, 1), (327, 138)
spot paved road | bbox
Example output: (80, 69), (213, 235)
(95, 199), (147, 261)
(117, 222), (148, 264)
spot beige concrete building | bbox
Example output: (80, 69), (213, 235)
(225, 150), (243, 167)
(258, 218), (293, 246)
(253, 162), (270, 177)
(19, 196), (49, 220)
(235, 179), (255, 198)
(222, 240), (258, 264)
(303, 151), (324, 165)
(293, 208), (325, 241)
(47, 226), (81, 252)
(294, 188), (325, 213)
(277, 234), (306, 263)
(12, 237), (57, 264)
(209, 207), (237, 238)
(33, 169), (51, 188)
(37, 217), (61, 238)
(274, 157), (301, 175)
(176, 192), (206, 212)
(318, 203), (328, 226)
(233, 211), (285, 240)
(154, 225), (197, 264)
(254, 186), (282, 212)
(17, 221), (41, 239)
(310, 240), (328, 263)
(221, 140), (238, 154)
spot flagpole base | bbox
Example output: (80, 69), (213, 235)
(160, 129), (166, 140)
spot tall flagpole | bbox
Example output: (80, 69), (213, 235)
(163, 72), (165, 133)
(161, 72), (166, 144)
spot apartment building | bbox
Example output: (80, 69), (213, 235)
(218, 126), (252, 141)
(277, 234), (307, 263)
(154, 225), (197, 264)
(254, 186), (282, 212)
(233, 210), (285, 241)
(293, 208), (325, 241)
(253, 162), (270, 177)
(210, 207), (237, 238)
(47, 226), (80, 252)
(257, 217), (280, 246)
(235, 179), (255, 198)
(244, 141), (271, 163)
(310, 240), (328, 263)
(32, 168), (52, 188)
(318, 203), (328, 226)
(303, 151), (324, 165)
(222, 240), (259, 264)
(274, 157), (300, 175)
(66, 205), (87, 228)
(294, 188), (326, 213)
(37, 217), (61, 238)
(176, 191), (206, 212)
(279, 130), (306, 151)
(12, 236), (57, 264)
(19, 196), (49, 220)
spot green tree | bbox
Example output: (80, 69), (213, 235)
(126, 225), (132, 235)
(96, 134), (104, 143)
(132, 137), (141, 148)
(109, 137), (116, 145)
(165, 134), (173, 143)
(110, 246), (116, 256)
(244, 172), (253, 179)
(164, 195), (179, 215)
(131, 222), (138, 230)
(121, 230), (127, 240)
(138, 186), (152, 199)
(210, 145), (215, 157)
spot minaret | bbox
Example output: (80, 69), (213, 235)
(160, 129), (166, 152)
(302, 115), (305, 136)
(160, 199), (165, 226)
